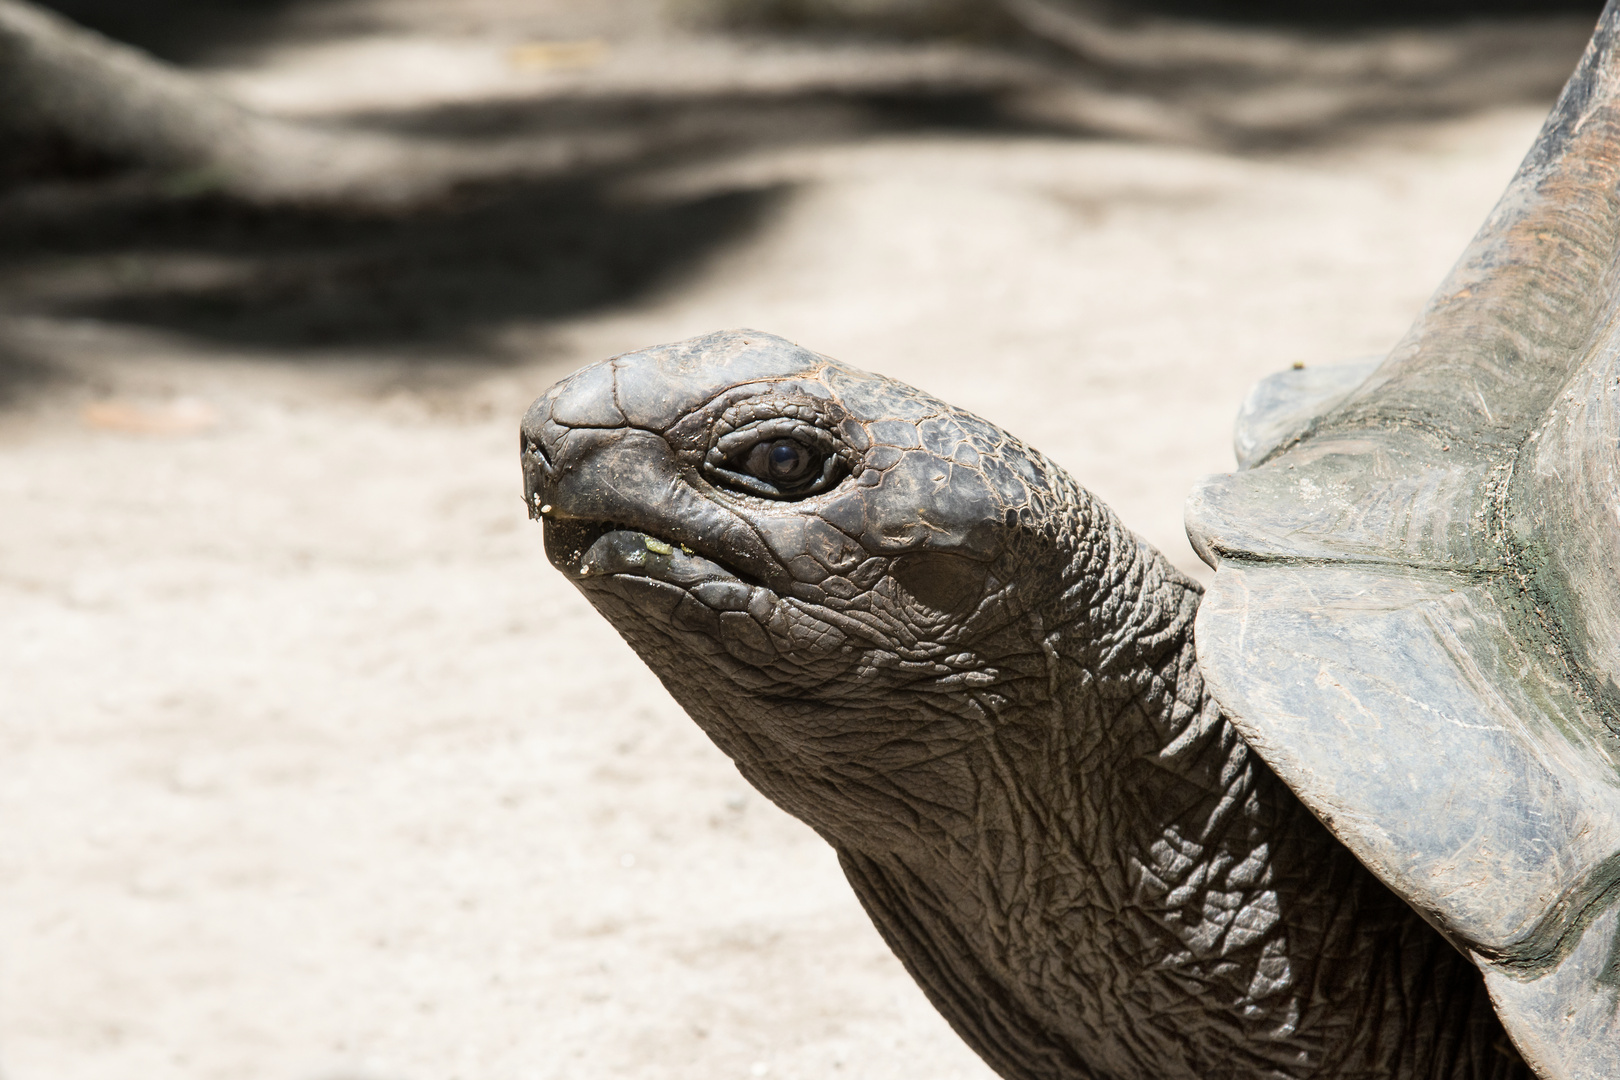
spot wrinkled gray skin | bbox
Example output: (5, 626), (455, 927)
(521, 329), (1527, 1080)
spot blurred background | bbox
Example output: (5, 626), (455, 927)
(0, 1), (1602, 1078)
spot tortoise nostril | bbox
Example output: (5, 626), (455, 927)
(520, 429), (558, 521)
(522, 432), (556, 477)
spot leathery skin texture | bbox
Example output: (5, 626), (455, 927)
(520, 330), (1529, 1080)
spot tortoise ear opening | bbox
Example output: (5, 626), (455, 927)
(891, 552), (987, 616)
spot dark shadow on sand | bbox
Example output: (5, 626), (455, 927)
(1, 176), (786, 355)
(0, 0), (1602, 377)
(0, 86), (1020, 361)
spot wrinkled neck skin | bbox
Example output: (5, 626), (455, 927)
(827, 503), (1332, 1080)
(639, 479), (1517, 1080)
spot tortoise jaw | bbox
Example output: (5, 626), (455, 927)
(579, 528), (742, 588)
(544, 516), (745, 589)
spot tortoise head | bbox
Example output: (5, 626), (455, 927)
(521, 329), (1096, 847)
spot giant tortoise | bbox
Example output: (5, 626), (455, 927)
(518, 6), (1620, 1077)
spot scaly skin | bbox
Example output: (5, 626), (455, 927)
(521, 330), (1529, 1080)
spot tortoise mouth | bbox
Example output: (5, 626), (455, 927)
(541, 516), (617, 574)
(543, 517), (746, 589)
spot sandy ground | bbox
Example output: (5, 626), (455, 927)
(0, 6), (1584, 1079)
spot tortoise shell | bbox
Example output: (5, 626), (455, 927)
(1185, 6), (1620, 1077)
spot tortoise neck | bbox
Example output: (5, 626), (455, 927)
(840, 503), (1315, 1077)
(842, 505), (1521, 1079)
(841, 507), (1306, 1073)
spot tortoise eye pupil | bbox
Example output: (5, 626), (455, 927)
(769, 442), (805, 476)
(742, 438), (821, 489)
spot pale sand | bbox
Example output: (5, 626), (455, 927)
(0, 15), (1561, 1079)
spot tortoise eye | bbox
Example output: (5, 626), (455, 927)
(746, 439), (819, 486)
(705, 418), (851, 500)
